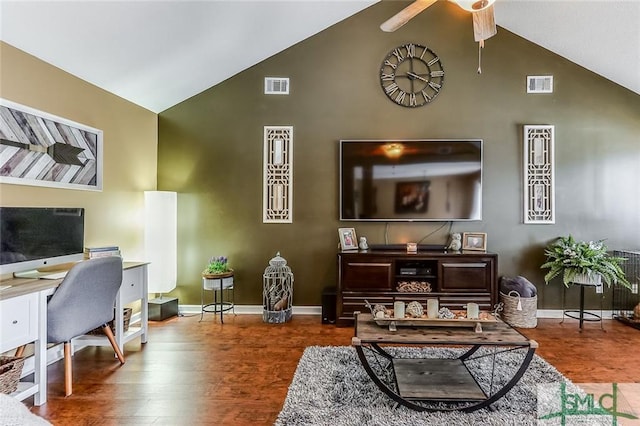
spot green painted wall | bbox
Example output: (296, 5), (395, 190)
(158, 2), (640, 309)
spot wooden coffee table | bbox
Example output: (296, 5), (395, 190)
(352, 311), (538, 412)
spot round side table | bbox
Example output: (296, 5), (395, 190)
(200, 271), (235, 323)
(561, 282), (604, 331)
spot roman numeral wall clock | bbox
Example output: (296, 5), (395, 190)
(380, 43), (445, 108)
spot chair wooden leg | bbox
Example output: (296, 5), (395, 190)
(64, 342), (73, 397)
(102, 325), (126, 364)
(14, 345), (26, 357)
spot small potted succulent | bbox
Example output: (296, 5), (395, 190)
(541, 235), (629, 288)
(202, 255), (232, 278)
(202, 255), (233, 290)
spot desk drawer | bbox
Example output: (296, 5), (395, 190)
(120, 267), (143, 304)
(1, 293), (38, 352)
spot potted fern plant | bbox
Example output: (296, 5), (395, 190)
(541, 235), (630, 288)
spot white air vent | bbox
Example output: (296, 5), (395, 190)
(527, 76), (553, 93)
(265, 77), (289, 95)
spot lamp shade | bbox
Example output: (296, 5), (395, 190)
(144, 191), (177, 293)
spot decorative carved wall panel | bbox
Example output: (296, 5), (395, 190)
(263, 126), (293, 223)
(523, 125), (554, 224)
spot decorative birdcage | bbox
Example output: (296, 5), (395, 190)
(263, 252), (294, 323)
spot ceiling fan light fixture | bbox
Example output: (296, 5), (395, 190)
(453, 0), (496, 12)
(383, 143), (405, 159)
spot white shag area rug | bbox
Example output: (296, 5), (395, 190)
(0, 394), (51, 426)
(276, 346), (583, 426)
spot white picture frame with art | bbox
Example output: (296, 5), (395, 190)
(338, 228), (358, 251)
(462, 232), (487, 251)
(0, 98), (103, 191)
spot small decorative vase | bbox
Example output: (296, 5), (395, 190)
(634, 303), (640, 320)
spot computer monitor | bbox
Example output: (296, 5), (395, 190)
(0, 207), (85, 275)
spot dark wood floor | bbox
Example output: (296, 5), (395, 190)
(25, 315), (640, 425)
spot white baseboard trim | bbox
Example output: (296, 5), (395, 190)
(536, 309), (614, 319)
(179, 304), (614, 320)
(179, 304), (322, 316)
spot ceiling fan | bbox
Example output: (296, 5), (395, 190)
(380, 0), (497, 73)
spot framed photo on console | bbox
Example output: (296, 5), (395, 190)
(462, 232), (487, 251)
(338, 228), (358, 251)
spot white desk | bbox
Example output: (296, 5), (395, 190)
(0, 262), (149, 405)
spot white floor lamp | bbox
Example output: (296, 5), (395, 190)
(145, 190), (178, 320)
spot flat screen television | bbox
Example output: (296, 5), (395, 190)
(0, 207), (85, 275)
(340, 139), (482, 221)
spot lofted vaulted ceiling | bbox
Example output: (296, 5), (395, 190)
(1, 0), (638, 113)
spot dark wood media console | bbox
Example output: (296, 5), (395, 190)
(337, 250), (498, 325)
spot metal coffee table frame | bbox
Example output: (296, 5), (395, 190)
(352, 311), (538, 412)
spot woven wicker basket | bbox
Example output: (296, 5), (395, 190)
(500, 290), (537, 328)
(88, 307), (133, 335)
(0, 356), (25, 394)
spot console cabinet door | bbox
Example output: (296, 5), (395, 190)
(340, 257), (393, 291)
(440, 260), (492, 293)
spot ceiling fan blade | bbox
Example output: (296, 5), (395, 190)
(380, 0), (439, 32)
(472, 4), (497, 41)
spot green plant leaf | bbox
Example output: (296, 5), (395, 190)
(540, 235), (630, 289)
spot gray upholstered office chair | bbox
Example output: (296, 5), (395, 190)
(47, 256), (126, 396)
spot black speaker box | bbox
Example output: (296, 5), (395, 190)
(148, 297), (179, 321)
(321, 287), (337, 324)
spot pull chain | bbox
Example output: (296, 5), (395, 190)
(477, 39), (484, 74)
